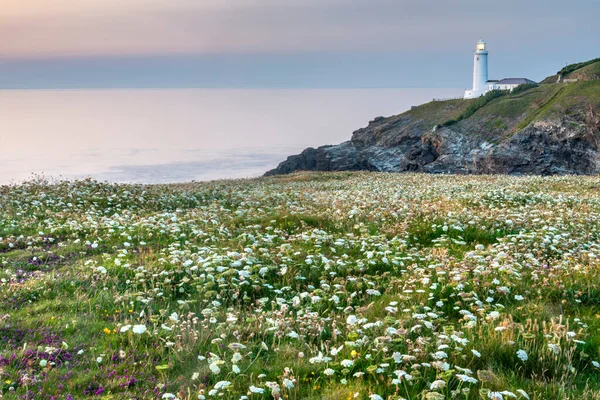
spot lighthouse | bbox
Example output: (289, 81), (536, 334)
(464, 39), (489, 99)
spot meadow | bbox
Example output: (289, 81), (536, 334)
(1, 172), (600, 399)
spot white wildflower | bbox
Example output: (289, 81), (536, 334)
(132, 324), (147, 334)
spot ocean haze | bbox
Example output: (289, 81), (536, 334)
(0, 88), (462, 184)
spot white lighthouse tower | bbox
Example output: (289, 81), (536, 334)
(464, 39), (489, 99)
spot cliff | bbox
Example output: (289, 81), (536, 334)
(266, 60), (600, 176)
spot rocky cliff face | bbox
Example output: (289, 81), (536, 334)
(266, 76), (600, 176)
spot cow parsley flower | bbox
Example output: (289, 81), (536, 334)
(249, 386), (265, 394)
(430, 380), (446, 390)
(209, 362), (221, 374)
(132, 324), (147, 334)
(214, 381), (231, 390)
(456, 374), (478, 384)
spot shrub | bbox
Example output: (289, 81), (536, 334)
(558, 58), (600, 76)
(510, 82), (539, 95)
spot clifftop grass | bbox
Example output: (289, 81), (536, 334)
(385, 57), (600, 142)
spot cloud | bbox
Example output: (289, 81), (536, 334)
(1, 0), (597, 58)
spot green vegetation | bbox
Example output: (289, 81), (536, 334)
(2, 173), (600, 399)
(509, 83), (539, 96)
(440, 90), (508, 128)
(565, 61), (600, 82)
(513, 86), (567, 132)
(402, 57), (599, 138)
(559, 58), (600, 77)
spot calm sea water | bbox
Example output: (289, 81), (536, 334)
(0, 88), (461, 184)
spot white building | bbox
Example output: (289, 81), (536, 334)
(464, 40), (535, 99)
(492, 78), (537, 91)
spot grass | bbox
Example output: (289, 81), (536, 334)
(2, 173), (600, 399)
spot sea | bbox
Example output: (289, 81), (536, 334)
(0, 88), (462, 185)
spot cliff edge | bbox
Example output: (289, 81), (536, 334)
(266, 60), (600, 176)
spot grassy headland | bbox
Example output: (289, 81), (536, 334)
(407, 59), (599, 142)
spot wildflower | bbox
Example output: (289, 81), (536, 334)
(231, 352), (242, 363)
(214, 381), (231, 390)
(425, 394), (445, 400)
(430, 380), (446, 390)
(309, 352), (332, 364)
(249, 386), (265, 394)
(456, 374), (478, 384)
(132, 324), (147, 334)
(488, 392), (503, 400)
(39, 359), (48, 367)
(346, 315), (357, 325)
(369, 395), (384, 400)
(162, 394), (176, 399)
(516, 349), (528, 362)
(96, 357), (102, 363)
(471, 349), (481, 358)
(324, 368), (335, 376)
(209, 362), (221, 374)
(265, 382), (280, 397)
(488, 311), (500, 320)
(431, 361), (450, 371)
(282, 378), (294, 389)
(341, 359), (354, 368)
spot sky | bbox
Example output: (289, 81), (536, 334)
(1, 0), (599, 89)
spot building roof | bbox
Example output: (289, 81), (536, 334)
(487, 80), (500, 83)
(497, 78), (537, 85)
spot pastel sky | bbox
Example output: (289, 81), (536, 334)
(1, 0), (598, 88)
